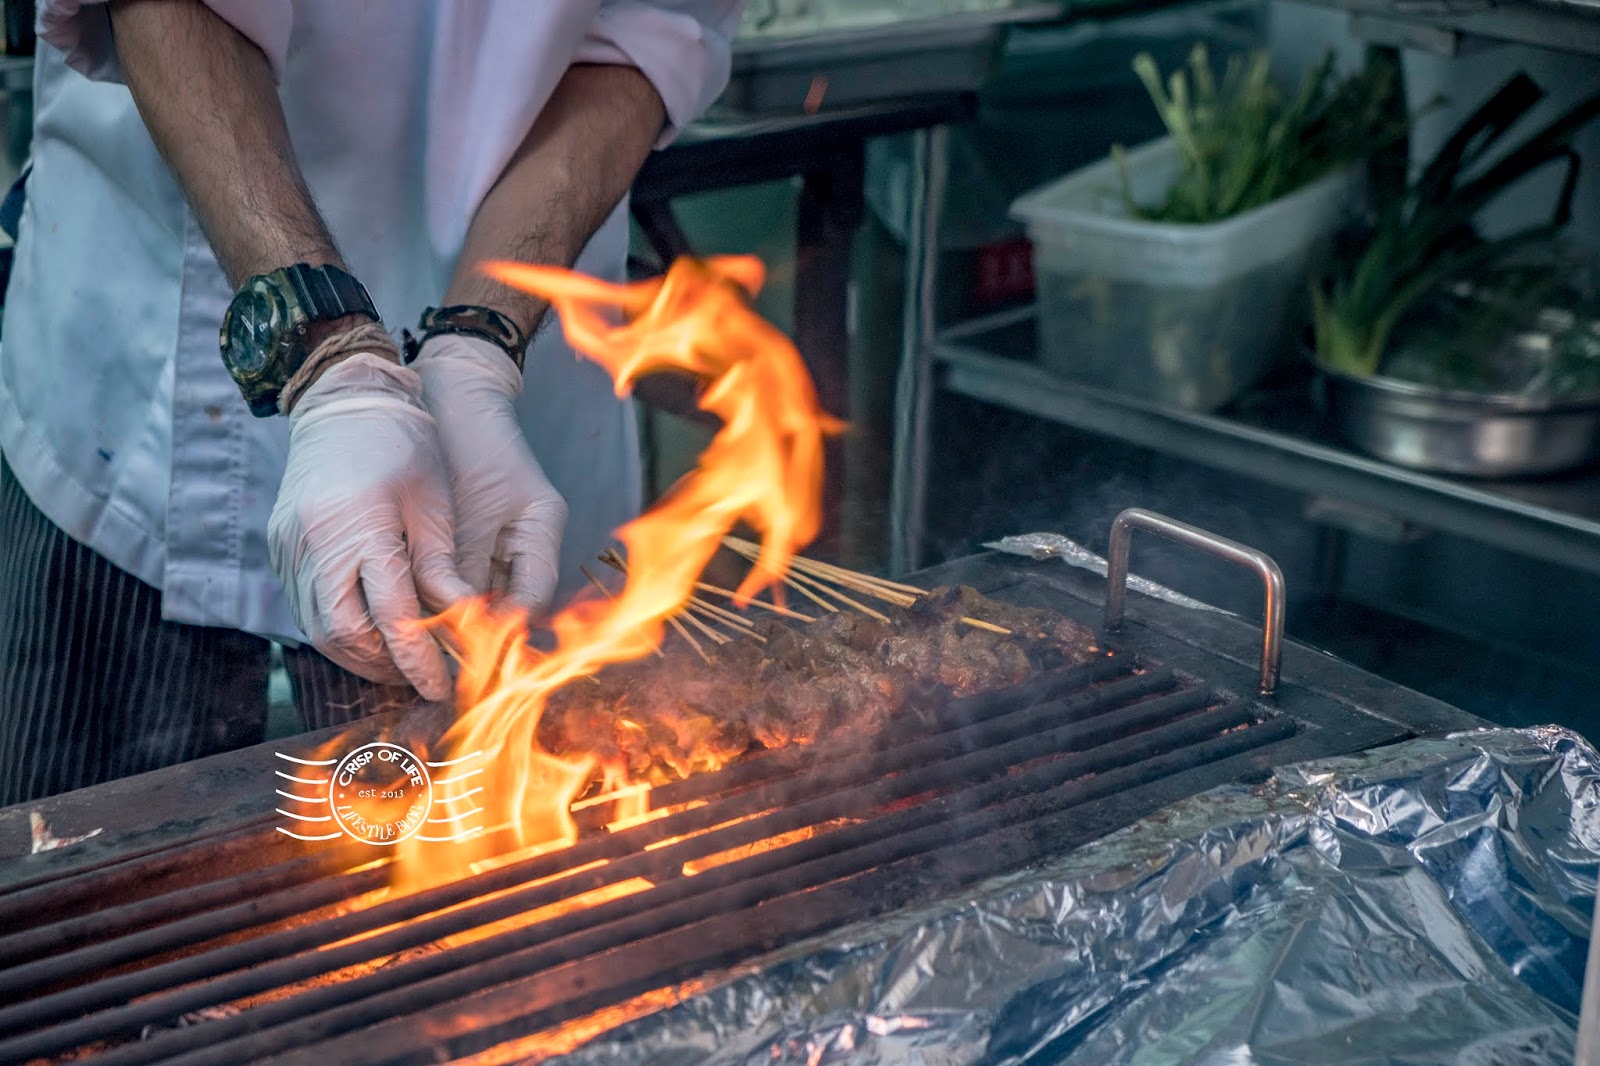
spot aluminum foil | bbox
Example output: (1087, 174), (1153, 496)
(28, 810), (102, 854)
(983, 532), (1230, 615)
(545, 727), (1599, 1065)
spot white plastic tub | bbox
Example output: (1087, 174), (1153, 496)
(1011, 137), (1356, 410)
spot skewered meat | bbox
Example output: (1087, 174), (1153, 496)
(539, 586), (1096, 785)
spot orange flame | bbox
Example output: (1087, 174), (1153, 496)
(395, 256), (841, 884)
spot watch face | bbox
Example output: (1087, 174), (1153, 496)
(224, 284), (282, 373)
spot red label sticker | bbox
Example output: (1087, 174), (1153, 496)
(972, 239), (1035, 306)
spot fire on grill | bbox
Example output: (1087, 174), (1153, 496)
(0, 255), (1409, 1064)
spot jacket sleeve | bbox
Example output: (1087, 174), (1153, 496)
(572, 1), (745, 147)
(37, 0), (292, 83)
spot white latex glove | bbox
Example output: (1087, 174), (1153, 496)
(411, 333), (568, 613)
(269, 352), (474, 701)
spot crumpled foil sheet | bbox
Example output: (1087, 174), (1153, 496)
(546, 727), (1599, 1065)
(983, 532), (1230, 615)
(27, 810), (102, 854)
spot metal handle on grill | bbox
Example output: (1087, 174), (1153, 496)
(1104, 508), (1285, 697)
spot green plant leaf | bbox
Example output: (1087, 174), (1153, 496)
(1123, 46), (1405, 224)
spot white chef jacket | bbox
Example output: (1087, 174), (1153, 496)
(0, 0), (741, 646)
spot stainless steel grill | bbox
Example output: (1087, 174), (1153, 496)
(0, 512), (1484, 1065)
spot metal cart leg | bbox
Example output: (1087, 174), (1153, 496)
(630, 199), (694, 266)
(888, 123), (950, 575)
(794, 145), (865, 560)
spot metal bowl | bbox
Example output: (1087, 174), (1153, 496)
(1316, 363), (1600, 478)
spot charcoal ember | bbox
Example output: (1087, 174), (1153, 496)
(540, 583), (1096, 789)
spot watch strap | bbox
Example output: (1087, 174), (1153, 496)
(284, 263), (378, 324)
(402, 305), (528, 373)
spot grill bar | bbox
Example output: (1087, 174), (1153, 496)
(191, 717), (1295, 1066)
(0, 850), (385, 970)
(0, 673), (1232, 1062)
(0, 817), (284, 928)
(0, 862), (393, 1000)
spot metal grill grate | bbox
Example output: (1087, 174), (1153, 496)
(0, 652), (1294, 1065)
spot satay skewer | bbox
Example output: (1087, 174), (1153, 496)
(778, 566), (892, 623)
(625, 545), (836, 619)
(582, 564), (664, 660)
(599, 550), (764, 640)
(760, 565), (838, 615)
(595, 550), (713, 659)
(663, 612), (711, 663)
(686, 598), (767, 642)
(800, 563), (1011, 635)
(593, 551), (722, 661)
(675, 601), (730, 646)
(721, 537), (1011, 636)
(694, 579), (814, 622)
(723, 536), (924, 597)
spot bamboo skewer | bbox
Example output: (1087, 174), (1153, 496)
(721, 537), (1011, 635)
(796, 560), (923, 600)
(690, 599), (757, 631)
(596, 551), (720, 661)
(588, 535), (1012, 663)
(687, 598), (767, 642)
(676, 602), (730, 646)
(804, 562), (1011, 635)
(775, 554), (925, 605)
(600, 550), (765, 639)
(677, 544), (836, 618)
(778, 566), (892, 623)
(694, 580), (815, 622)
(724, 536), (924, 597)
(764, 567), (838, 615)
(665, 613), (712, 663)
(581, 564), (665, 660)
(787, 559), (915, 605)
(432, 627), (465, 664)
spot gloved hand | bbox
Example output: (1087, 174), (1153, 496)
(411, 333), (568, 613)
(269, 351), (473, 701)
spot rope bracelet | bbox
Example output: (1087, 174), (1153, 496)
(278, 322), (404, 416)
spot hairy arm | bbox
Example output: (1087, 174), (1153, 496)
(108, 0), (344, 288)
(109, 0), (463, 698)
(445, 62), (667, 338)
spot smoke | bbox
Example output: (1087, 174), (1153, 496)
(923, 394), (1322, 623)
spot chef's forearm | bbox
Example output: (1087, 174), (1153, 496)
(109, 0), (344, 289)
(445, 63), (667, 339)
